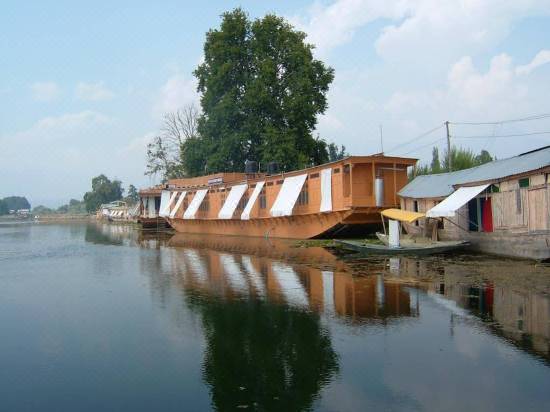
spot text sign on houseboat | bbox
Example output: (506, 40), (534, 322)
(208, 177), (223, 185)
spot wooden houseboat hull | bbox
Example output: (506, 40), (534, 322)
(168, 208), (382, 239)
(138, 216), (171, 229)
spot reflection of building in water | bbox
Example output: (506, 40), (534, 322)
(165, 234), (419, 324)
(333, 273), (416, 321)
(395, 256), (550, 360)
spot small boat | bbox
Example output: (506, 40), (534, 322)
(335, 239), (469, 256)
(336, 208), (469, 256)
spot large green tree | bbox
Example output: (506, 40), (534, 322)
(83, 175), (123, 212)
(185, 8), (334, 176)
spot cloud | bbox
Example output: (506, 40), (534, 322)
(516, 49), (550, 75)
(118, 132), (155, 156)
(153, 73), (199, 118)
(75, 81), (115, 101)
(291, 0), (406, 56)
(293, 0), (550, 62)
(10, 110), (111, 143)
(30, 81), (60, 102)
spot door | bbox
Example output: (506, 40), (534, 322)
(481, 197), (493, 232)
(528, 188), (548, 231)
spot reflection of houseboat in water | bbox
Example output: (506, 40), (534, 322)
(165, 234), (418, 322)
(161, 235), (550, 360)
(139, 155), (416, 238)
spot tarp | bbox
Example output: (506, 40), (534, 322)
(147, 196), (157, 218)
(218, 184), (248, 219)
(426, 184), (490, 218)
(320, 168), (332, 212)
(169, 191), (186, 218)
(183, 189), (208, 219)
(159, 190), (177, 217)
(381, 208), (425, 223)
(241, 181), (265, 220)
(270, 174), (308, 217)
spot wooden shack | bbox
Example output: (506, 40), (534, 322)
(398, 146), (550, 260)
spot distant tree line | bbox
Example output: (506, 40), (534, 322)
(410, 146), (494, 179)
(146, 8), (347, 180)
(30, 176), (139, 215)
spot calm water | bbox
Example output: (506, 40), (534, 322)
(1, 222), (550, 411)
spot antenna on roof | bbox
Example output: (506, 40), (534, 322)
(379, 124), (384, 154)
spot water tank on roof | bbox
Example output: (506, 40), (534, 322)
(245, 160), (258, 174)
(267, 162), (280, 175)
(375, 175), (384, 207)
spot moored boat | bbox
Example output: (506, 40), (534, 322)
(138, 186), (171, 229)
(149, 154), (416, 239)
(336, 208), (469, 256)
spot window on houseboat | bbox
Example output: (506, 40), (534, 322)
(236, 196), (248, 210)
(519, 178), (530, 188)
(199, 198), (209, 212)
(297, 183), (309, 206)
(259, 187), (267, 209)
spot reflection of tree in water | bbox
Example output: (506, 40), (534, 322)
(187, 293), (339, 411)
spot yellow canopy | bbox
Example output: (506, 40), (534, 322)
(381, 208), (425, 223)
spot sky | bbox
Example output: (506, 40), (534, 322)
(1, 0), (550, 207)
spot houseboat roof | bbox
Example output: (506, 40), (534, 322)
(163, 154), (417, 190)
(399, 145), (550, 199)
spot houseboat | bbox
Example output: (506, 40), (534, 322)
(398, 145), (550, 260)
(96, 200), (131, 222)
(138, 186), (170, 229)
(151, 154), (417, 239)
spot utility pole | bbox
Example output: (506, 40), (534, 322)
(445, 121), (452, 171)
(379, 124), (384, 154)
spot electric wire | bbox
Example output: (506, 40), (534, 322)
(449, 113), (550, 125)
(400, 137), (446, 156)
(453, 131), (550, 139)
(385, 123), (445, 155)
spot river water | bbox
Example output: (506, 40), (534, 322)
(1, 222), (549, 411)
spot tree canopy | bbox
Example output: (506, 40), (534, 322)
(182, 8), (335, 176)
(0, 196), (31, 214)
(146, 105), (199, 180)
(83, 175), (123, 212)
(126, 184), (139, 203)
(412, 146), (494, 178)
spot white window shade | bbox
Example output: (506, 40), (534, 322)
(320, 168), (332, 212)
(270, 174), (307, 217)
(169, 191), (187, 218)
(241, 181), (265, 220)
(426, 184), (489, 218)
(183, 189), (208, 219)
(218, 184), (248, 219)
(159, 191), (177, 217)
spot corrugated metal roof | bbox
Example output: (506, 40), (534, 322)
(399, 145), (550, 199)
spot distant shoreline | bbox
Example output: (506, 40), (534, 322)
(0, 214), (94, 223)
